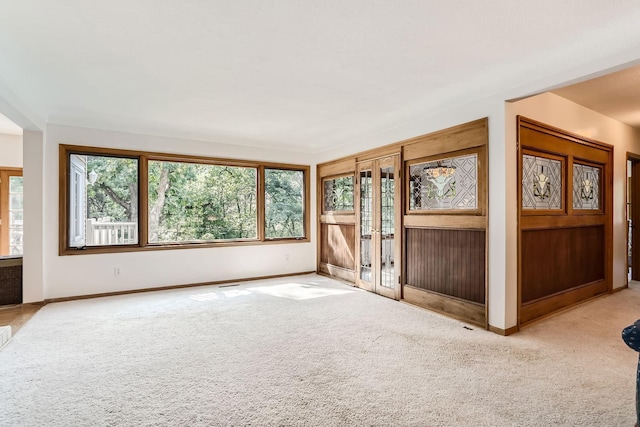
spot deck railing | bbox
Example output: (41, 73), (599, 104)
(86, 219), (138, 245)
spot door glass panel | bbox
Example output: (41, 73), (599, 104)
(359, 169), (372, 282)
(380, 166), (395, 289)
(522, 154), (562, 210)
(9, 176), (23, 255)
(573, 163), (600, 210)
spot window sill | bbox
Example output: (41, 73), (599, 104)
(60, 237), (310, 256)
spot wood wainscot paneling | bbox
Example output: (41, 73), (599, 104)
(521, 226), (604, 303)
(401, 118), (489, 328)
(320, 223), (356, 271)
(406, 228), (485, 304)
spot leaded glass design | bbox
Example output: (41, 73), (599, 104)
(323, 176), (354, 212)
(409, 153), (477, 210)
(359, 169), (372, 282)
(380, 166), (395, 289)
(573, 163), (600, 210)
(522, 154), (562, 210)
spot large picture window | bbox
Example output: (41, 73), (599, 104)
(148, 161), (257, 243)
(60, 145), (309, 254)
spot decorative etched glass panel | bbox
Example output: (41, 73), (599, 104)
(359, 169), (372, 282)
(522, 154), (562, 210)
(573, 164), (600, 210)
(323, 176), (354, 212)
(380, 166), (395, 289)
(409, 153), (477, 210)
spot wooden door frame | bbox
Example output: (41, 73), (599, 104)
(628, 153), (640, 282)
(0, 168), (23, 256)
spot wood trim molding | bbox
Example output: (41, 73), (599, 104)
(520, 281), (608, 325)
(403, 122), (488, 162)
(518, 116), (614, 152)
(317, 159), (356, 178)
(61, 144), (311, 170)
(316, 118), (488, 170)
(488, 325), (519, 336)
(403, 285), (486, 327)
(318, 262), (356, 283)
(320, 214), (356, 225)
(404, 214), (485, 229)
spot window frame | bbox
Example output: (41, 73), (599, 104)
(0, 167), (23, 257)
(264, 166), (308, 241)
(59, 145), (310, 255)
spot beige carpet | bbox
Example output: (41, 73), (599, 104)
(0, 274), (637, 426)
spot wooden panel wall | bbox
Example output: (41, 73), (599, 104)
(320, 223), (355, 270)
(406, 228), (485, 304)
(518, 117), (612, 326)
(317, 118), (488, 328)
(521, 226), (604, 304)
(317, 158), (357, 283)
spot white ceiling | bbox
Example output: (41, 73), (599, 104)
(552, 65), (640, 128)
(1, 1), (640, 152)
(0, 113), (22, 135)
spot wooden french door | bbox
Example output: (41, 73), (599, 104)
(355, 155), (401, 299)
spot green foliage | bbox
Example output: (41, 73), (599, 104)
(149, 161), (257, 242)
(85, 156), (304, 243)
(324, 176), (354, 211)
(86, 155), (138, 222)
(265, 169), (304, 238)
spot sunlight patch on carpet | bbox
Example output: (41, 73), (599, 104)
(189, 292), (220, 301)
(223, 289), (251, 298)
(247, 282), (353, 300)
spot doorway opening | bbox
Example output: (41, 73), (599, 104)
(0, 112), (23, 306)
(627, 155), (640, 283)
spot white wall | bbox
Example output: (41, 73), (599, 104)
(507, 92), (640, 314)
(22, 130), (44, 303)
(0, 133), (22, 167)
(41, 125), (316, 299)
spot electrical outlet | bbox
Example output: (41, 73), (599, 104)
(114, 267), (122, 276)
